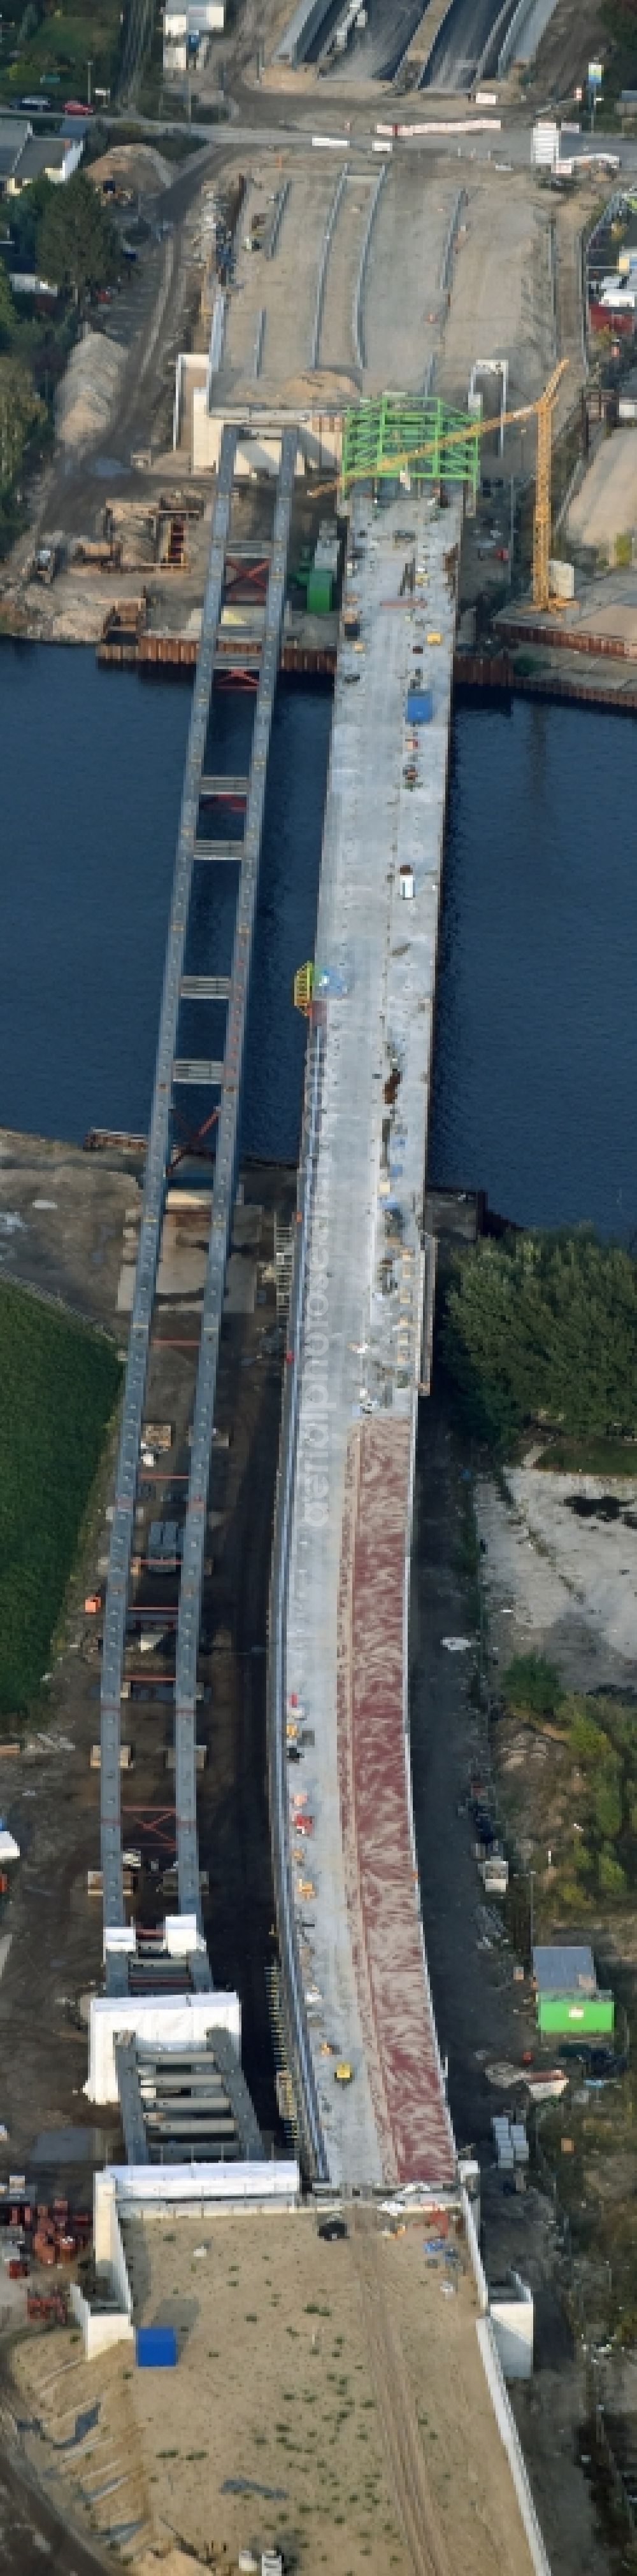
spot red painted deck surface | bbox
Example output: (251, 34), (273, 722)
(337, 1418), (455, 2186)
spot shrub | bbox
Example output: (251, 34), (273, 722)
(503, 1653), (563, 1722)
(599, 1848), (627, 1896)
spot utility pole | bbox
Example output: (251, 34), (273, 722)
(87, 56), (92, 104)
(529, 1868), (535, 1958)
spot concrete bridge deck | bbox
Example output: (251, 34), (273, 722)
(269, 482), (462, 2188)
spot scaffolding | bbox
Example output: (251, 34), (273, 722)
(340, 393), (480, 501)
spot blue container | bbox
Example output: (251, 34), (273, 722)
(136, 2326), (178, 2369)
(406, 689), (433, 724)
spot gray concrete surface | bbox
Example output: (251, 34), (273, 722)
(282, 484), (462, 2185)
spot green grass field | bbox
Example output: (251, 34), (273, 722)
(0, 1282), (121, 1717)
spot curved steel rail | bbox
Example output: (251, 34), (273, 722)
(100, 426), (238, 1937)
(266, 1025), (329, 2183)
(176, 428), (298, 1924)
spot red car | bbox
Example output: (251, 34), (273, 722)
(64, 97), (94, 115)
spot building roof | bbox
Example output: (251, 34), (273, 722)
(12, 136), (73, 181)
(0, 114), (30, 144)
(0, 115), (29, 171)
(533, 1943), (597, 1995)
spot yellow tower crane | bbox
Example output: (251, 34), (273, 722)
(529, 359), (567, 609)
(323, 359), (569, 614)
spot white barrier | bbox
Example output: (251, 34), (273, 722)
(72, 2171), (134, 2361)
(111, 2159), (300, 2208)
(476, 2316), (552, 2576)
(70, 2283), (134, 2360)
(376, 117), (501, 136)
(461, 2183), (488, 2310)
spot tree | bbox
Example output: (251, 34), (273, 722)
(442, 1228), (637, 1451)
(0, 356), (44, 494)
(0, 265), (18, 354)
(35, 173), (118, 302)
(10, 174), (52, 273)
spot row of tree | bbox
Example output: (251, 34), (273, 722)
(441, 1228), (637, 1450)
(0, 171), (119, 531)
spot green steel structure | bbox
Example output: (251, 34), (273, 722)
(340, 393), (479, 501)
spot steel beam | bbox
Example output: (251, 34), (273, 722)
(175, 427), (297, 1927)
(194, 840), (243, 864)
(172, 1060), (225, 1087)
(199, 773), (249, 796)
(100, 425), (238, 1944)
(180, 976), (231, 1001)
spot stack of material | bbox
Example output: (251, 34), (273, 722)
(510, 2123), (529, 2167)
(492, 2116), (514, 2172)
(493, 2113), (529, 2171)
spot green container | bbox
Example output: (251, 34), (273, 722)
(537, 1992), (614, 2036)
(307, 568), (332, 615)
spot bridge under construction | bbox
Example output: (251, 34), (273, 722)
(89, 407), (550, 2576)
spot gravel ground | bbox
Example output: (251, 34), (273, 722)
(567, 432), (637, 554)
(96, 2203), (539, 2576)
(475, 1465), (637, 1686)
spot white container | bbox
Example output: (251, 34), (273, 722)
(548, 558), (575, 600)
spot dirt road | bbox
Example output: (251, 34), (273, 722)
(350, 2207), (452, 2576)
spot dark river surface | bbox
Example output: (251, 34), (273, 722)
(1, 644), (635, 1232)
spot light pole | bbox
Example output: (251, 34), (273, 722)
(529, 1868), (535, 1958)
(87, 57), (93, 105)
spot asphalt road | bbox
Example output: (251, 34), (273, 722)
(122, 97), (637, 176)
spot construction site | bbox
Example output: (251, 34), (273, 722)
(5, 18), (637, 2572)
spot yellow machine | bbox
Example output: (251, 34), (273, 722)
(293, 961), (315, 1018)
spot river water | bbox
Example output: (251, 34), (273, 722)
(0, 645), (634, 1232)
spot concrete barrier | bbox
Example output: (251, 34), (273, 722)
(310, 167), (348, 367)
(438, 187), (466, 295)
(476, 2314), (552, 2575)
(266, 1028), (330, 2183)
(352, 163), (387, 372)
(71, 2169), (134, 2360)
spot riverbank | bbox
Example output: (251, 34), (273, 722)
(455, 644), (637, 715)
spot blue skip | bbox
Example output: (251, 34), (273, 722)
(136, 2326), (178, 2369)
